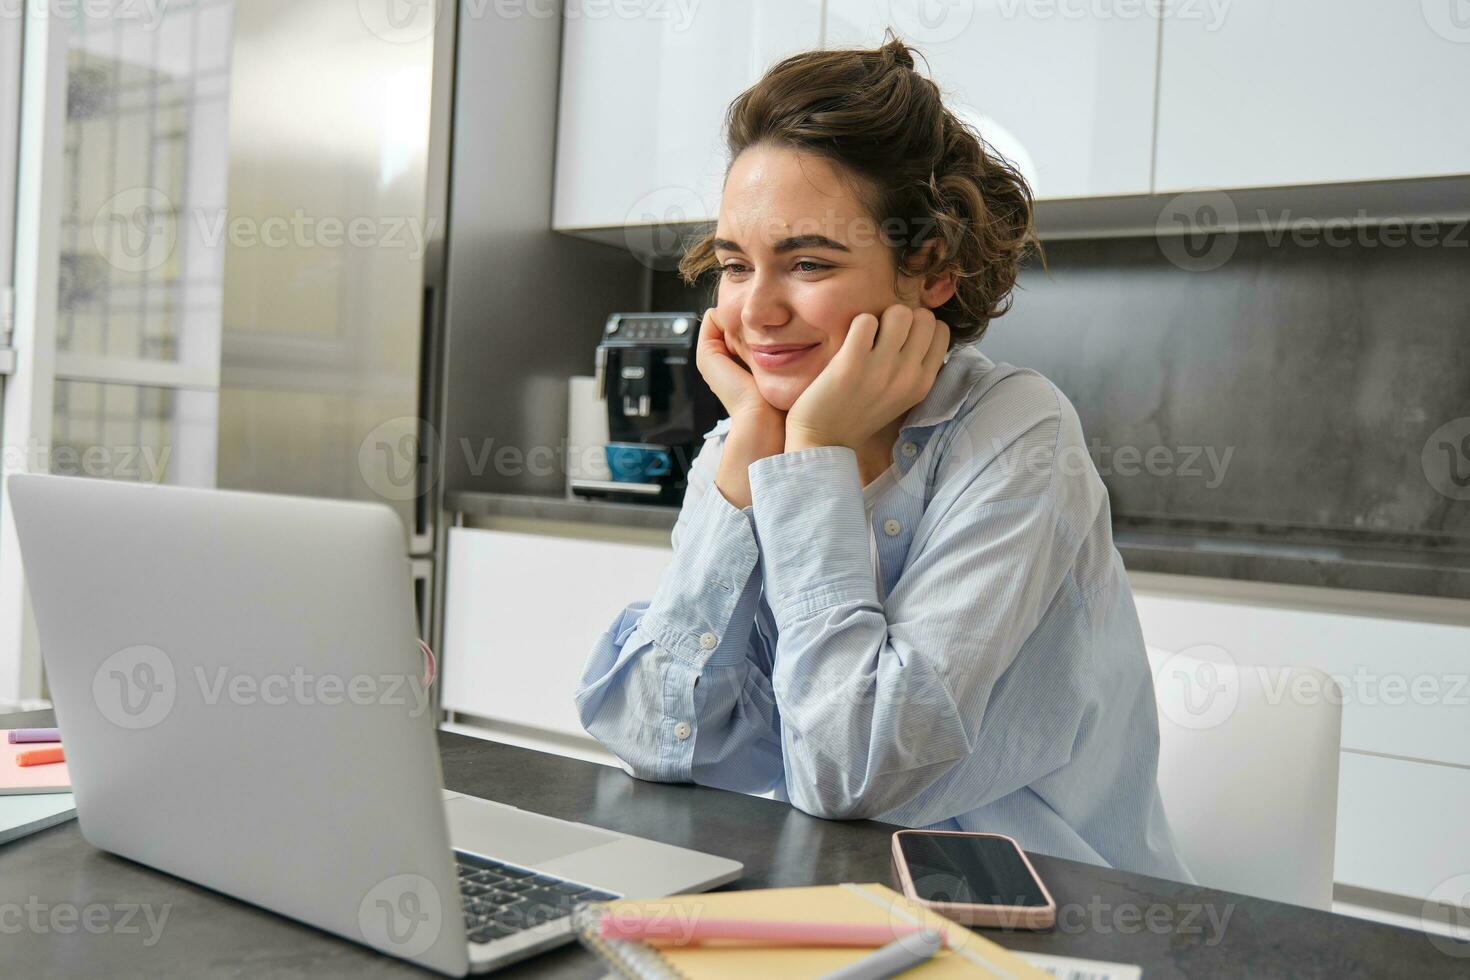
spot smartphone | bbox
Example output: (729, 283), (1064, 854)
(891, 830), (1056, 929)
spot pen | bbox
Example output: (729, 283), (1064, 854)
(8, 728), (61, 743)
(819, 931), (943, 980)
(597, 915), (945, 948)
(15, 746), (65, 767)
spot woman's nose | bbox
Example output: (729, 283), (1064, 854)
(738, 272), (790, 333)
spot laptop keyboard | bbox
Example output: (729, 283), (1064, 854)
(454, 851), (619, 945)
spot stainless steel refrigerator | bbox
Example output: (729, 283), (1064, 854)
(215, 0), (454, 647)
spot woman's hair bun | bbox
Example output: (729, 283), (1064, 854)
(877, 34), (915, 71)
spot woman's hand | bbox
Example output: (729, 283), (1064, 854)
(785, 304), (950, 453)
(695, 309), (786, 509)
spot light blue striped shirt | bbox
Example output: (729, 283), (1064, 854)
(574, 345), (1193, 883)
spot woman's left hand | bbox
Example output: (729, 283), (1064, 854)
(785, 304), (950, 453)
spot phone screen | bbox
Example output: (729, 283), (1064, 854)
(897, 833), (1049, 908)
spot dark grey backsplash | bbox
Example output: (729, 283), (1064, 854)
(982, 233), (1469, 549)
(649, 229), (1470, 596)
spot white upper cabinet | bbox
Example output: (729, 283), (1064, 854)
(1155, 0), (1470, 192)
(552, 1), (823, 231)
(823, 0), (1160, 200)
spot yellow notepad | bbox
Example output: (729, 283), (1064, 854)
(574, 882), (1049, 979)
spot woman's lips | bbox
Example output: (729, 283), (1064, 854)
(748, 343), (819, 370)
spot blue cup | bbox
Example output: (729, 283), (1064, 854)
(605, 443), (672, 483)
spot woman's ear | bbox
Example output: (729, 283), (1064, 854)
(902, 239), (957, 310)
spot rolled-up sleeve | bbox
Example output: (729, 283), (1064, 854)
(747, 410), (1085, 823)
(574, 429), (784, 794)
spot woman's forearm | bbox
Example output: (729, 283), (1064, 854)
(714, 413), (786, 509)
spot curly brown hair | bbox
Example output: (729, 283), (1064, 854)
(678, 33), (1039, 347)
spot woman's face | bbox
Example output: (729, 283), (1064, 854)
(712, 145), (954, 412)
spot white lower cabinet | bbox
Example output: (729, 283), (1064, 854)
(440, 526), (671, 741)
(1335, 753), (1470, 907)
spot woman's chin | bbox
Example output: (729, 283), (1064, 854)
(753, 377), (806, 414)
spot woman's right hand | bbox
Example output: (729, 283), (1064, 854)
(695, 309), (785, 509)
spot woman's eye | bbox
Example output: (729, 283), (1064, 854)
(719, 263), (749, 277)
(794, 260), (831, 274)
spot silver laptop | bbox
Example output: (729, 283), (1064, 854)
(6, 473), (742, 976)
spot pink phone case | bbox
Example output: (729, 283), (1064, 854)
(890, 829), (1057, 929)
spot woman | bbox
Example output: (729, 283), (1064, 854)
(575, 37), (1191, 882)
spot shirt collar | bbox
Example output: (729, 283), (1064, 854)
(899, 343), (992, 434)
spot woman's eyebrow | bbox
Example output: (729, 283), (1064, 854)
(713, 234), (851, 254)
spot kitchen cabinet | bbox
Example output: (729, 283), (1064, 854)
(440, 526), (671, 742)
(552, 0), (823, 232)
(819, 0), (1160, 200)
(1154, 0), (1470, 191)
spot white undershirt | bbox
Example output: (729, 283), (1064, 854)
(861, 463), (900, 602)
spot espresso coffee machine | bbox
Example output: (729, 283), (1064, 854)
(570, 312), (722, 505)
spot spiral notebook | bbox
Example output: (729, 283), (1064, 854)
(572, 882), (1050, 979)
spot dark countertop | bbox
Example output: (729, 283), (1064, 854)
(5, 707), (1462, 977)
(447, 490), (1470, 599)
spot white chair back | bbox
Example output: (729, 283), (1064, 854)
(1147, 645), (1342, 909)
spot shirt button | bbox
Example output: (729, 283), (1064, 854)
(900, 441), (918, 459)
(673, 721), (692, 740)
(698, 632), (718, 650)
(883, 518), (902, 537)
